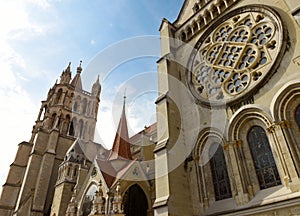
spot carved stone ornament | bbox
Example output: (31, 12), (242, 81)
(187, 5), (287, 107)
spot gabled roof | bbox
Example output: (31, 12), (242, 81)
(66, 139), (109, 163)
(96, 158), (135, 188)
(107, 98), (133, 161)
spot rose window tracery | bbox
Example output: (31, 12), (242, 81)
(188, 6), (286, 106)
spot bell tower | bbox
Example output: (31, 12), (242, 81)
(0, 62), (101, 216)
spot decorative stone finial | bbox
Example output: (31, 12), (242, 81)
(76, 60), (82, 74)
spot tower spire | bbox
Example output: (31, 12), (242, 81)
(108, 96), (132, 160)
(92, 75), (101, 96)
(71, 60), (83, 90)
(60, 62), (72, 84)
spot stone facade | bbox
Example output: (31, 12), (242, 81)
(154, 0), (300, 215)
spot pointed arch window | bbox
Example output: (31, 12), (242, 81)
(296, 105), (300, 129)
(50, 113), (57, 129)
(68, 118), (76, 136)
(247, 126), (281, 189)
(209, 143), (232, 200)
(54, 88), (63, 104)
(73, 102), (78, 112)
(82, 184), (97, 216)
(79, 120), (84, 138)
(63, 115), (71, 135)
(82, 98), (87, 115)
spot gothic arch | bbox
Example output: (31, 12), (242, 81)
(50, 113), (57, 129)
(62, 114), (71, 135)
(122, 182), (150, 210)
(73, 95), (81, 112)
(123, 184), (148, 216)
(270, 79), (300, 175)
(69, 118), (77, 136)
(227, 104), (273, 141)
(82, 98), (88, 115)
(227, 105), (284, 194)
(54, 88), (63, 104)
(79, 119), (84, 138)
(194, 127), (227, 163)
(39, 105), (47, 121)
(193, 128), (233, 205)
(80, 182), (98, 216)
(270, 79), (300, 122)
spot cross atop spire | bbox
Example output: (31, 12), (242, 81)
(123, 88), (127, 109)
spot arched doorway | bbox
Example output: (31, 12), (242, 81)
(124, 184), (148, 216)
(82, 184), (97, 216)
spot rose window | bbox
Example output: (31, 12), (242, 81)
(188, 6), (286, 106)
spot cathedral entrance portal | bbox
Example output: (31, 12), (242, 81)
(123, 184), (148, 216)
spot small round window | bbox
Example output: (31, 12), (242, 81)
(188, 5), (286, 107)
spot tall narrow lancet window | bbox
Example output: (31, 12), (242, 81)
(247, 126), (281, 189)
(296, 105), (300, 129)
(73, 102), (78, 112)
(54, 88), (62, 104)
(50, 113), (57, 129)
(82, 98), (87, 115)
(79, 120), (84, 138)
(69, 118), (76, 136)
(209, 143), (232, 200)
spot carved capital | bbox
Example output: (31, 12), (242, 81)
(223, 144), (229, 151)
(267, 124), (277, 133)
(293, 55), (300, 66)
(278, 120), (290, 129)
(267, 120), (290, 133)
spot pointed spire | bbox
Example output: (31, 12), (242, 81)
(76, 60), (82, 74)
(108, 96), (132, 160)
(71, 60), (83, 90)
(67, 62), (71, 72)
(60, 62), (72, 84)
(92, 74), (101, 96)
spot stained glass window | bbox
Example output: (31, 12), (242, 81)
(188, 6), (286, 107)
(296, 105), (300, 129)
(247, 126), (281, 189)
(209, 143), (232, 200)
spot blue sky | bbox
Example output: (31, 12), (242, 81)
(0, 0), (184, 192)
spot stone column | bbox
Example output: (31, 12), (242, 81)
(267, 122), (300, 192)
(226, 141), (250, 205)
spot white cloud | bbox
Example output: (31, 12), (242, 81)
(0, 60), (38, 195)
(90, 39), (96, 45)
(0, 0), (52, 194)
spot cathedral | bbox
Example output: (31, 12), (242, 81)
(1, 0), (300, 215)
